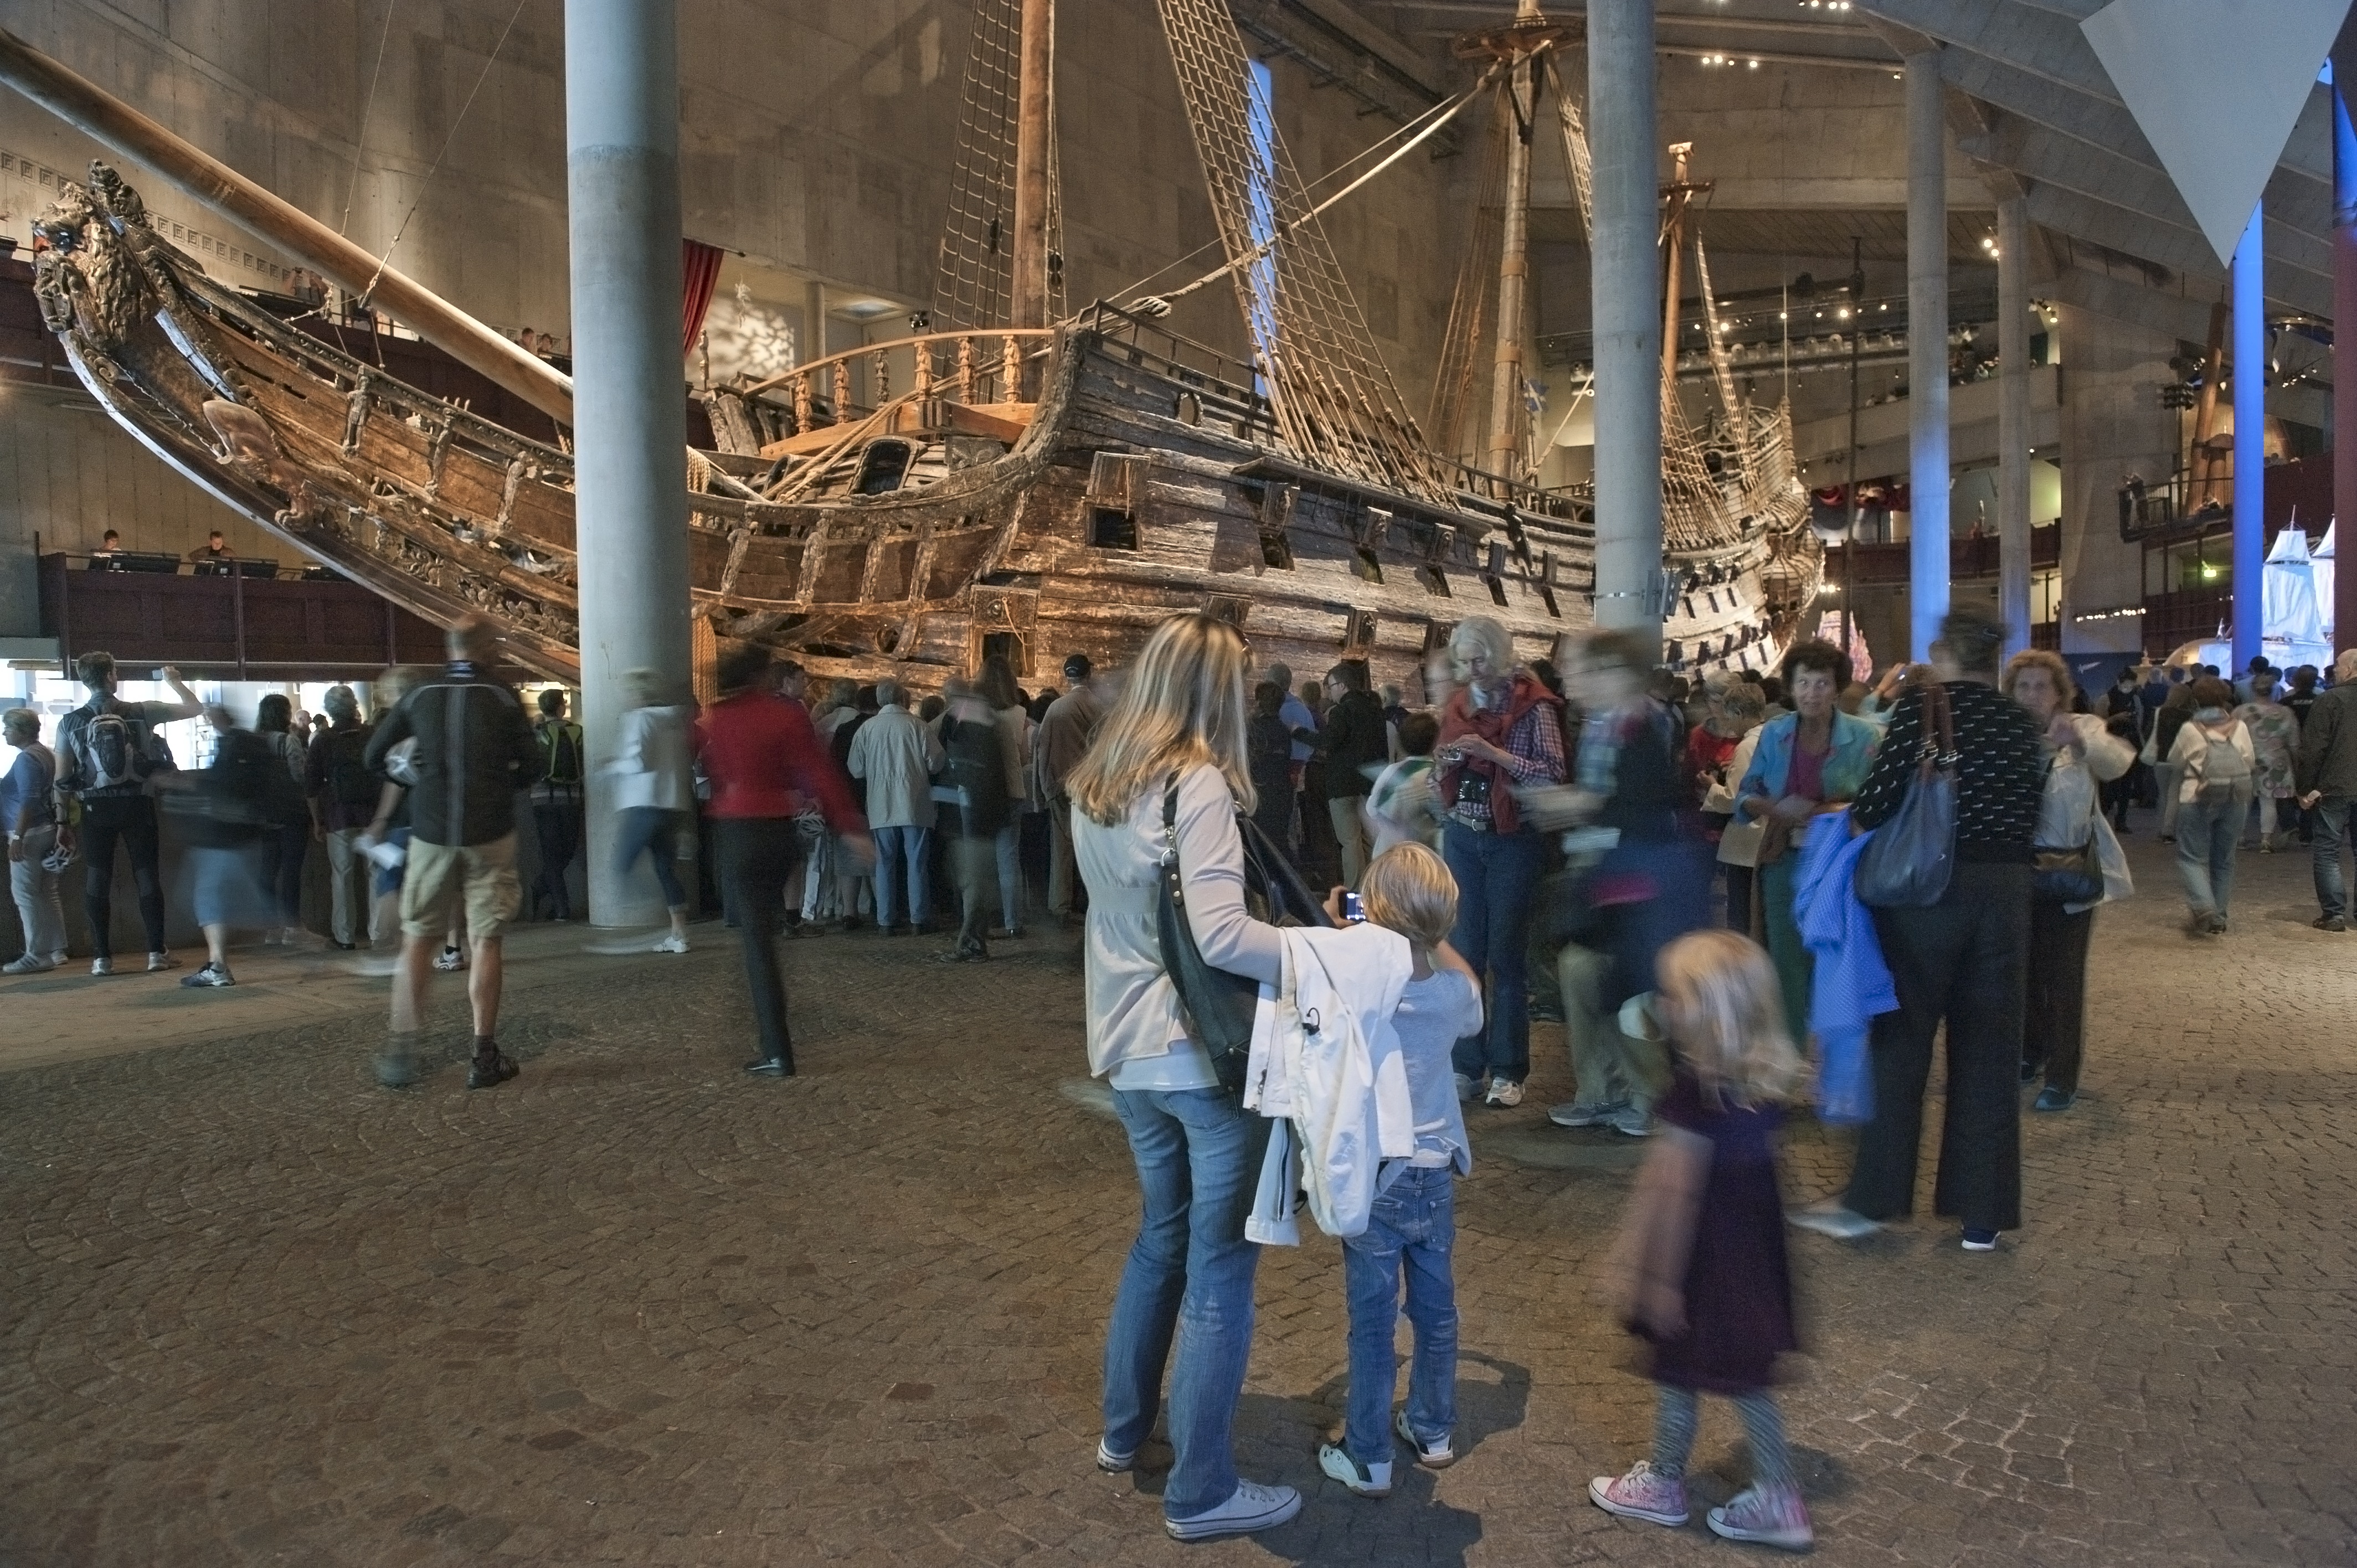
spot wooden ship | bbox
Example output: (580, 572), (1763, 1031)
(2, 0), (1817, 695)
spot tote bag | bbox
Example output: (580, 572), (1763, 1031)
(1854, 680), (1958, 909)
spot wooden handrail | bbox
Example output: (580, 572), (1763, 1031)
(739, 328), (1055, 401)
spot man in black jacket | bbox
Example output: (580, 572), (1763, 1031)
(363, 615), (544, 1087)
(1319, 659), (1390, 888)
(2296, 648), (2357, 931)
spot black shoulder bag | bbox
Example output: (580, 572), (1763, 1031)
(1155, 771), (1331, 1096)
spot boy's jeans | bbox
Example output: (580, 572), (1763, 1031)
(1341, 1165), (1459, 1463)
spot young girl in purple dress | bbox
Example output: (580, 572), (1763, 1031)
(1589, 929), (1813, 1551)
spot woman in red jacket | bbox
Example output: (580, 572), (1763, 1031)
(697, 644), (871, 1075)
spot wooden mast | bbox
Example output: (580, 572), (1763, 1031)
(1660, 142), (1694, 388)
(1485, 0), (1545, 477)
(0, 24), (573, 427)
(1009, 0), (1054, 338)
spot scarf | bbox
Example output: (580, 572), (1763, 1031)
(1435, 672), (1563, 835)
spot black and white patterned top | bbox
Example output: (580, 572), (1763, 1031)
(1851, 681), (2049, 862)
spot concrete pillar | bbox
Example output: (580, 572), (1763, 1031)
(1906, 50), (1949, 660)
(2334, 43), (2357, 656)
(1587, 0), (1663, 649)
(1997, 194), (2031, 659)
(566, 0), (693, 929)
(2232, 205), (2263, 672)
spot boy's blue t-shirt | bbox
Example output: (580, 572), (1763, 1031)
(1390, 968), (1484, 1173)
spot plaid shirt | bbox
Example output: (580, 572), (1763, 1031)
(1448, 700), (1568, 830)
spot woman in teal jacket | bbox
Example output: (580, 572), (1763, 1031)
(1736, 639), (1880, 1050)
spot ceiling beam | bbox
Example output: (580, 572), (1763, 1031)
(2024, 186), (2332, 316)
(1861, 0), (2119, 100)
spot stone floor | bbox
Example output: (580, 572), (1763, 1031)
(2, 833), (2353, 1566)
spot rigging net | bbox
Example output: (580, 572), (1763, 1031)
(1155, 0), (1450, 504)
(933, 0), (1064, 333)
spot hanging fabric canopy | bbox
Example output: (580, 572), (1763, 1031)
(2263, 528), (2325, 652)
(682, 239), (726, 357)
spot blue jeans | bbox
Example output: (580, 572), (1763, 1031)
(871, 824), (933, 929)
(614, 806), (686, 907)
(1341, 1166), (1458, 1463)
(2311, 795), (2357, 920)
(1443, 822), (1544, 1083)
(2175, 792), (2246, 918)
(1104, 1087), (1271, 1520)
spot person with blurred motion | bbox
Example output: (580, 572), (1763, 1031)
(1365, 710), (1445, 860)
(608, 669), (696, 953)
(307, 684), (385, 952)
(977, 656), (1033, 937)
(1544, 630), (1706, 1139)
(1696, 680), (1769, 931)
(1246, 682), (1297, 856)
(1793, 607), (2046, 1252)
(2149, 673), (2198, 842)
(2165, 677), (2255, 938)
(847, 678), (944, 936)
(2296, 648), (2357, 930)
(1318, 659), (1388, 888)
(936, 676), (1015, 963)
(2234, 669), (2300, 852)
(698, 643), (871, 1075)
(1432, 615), (1568, 1110)
(54, 653), (201, 976)
(363, 616), (543, 1090)
(2004, 651), (2134, 1112)
(529, 688), (586, 921)
(254, 693), (311, 947)
(804, 678), (869, 930)
(173, 702), (297, 988)
(3, 709), (66, 973)
(1067, 612), (1300, 1543)
(1732, 640), (1879, 1053)
(1036, 653), (1103, 927)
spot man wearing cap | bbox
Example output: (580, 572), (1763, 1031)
(1033, 653), (1103, 927)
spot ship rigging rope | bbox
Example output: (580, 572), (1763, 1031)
(1152, 0), (1450, 503)
(1126, 70), (1492, 318)
(338, 0), (399, 236)
(933, 0), (1065, 333)
(353, 0), (530, 313)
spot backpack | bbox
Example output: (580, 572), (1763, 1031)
(2195, 724), (2251, 806)
(538, 720), (584, 787)
(321, 726), (380, 808)
(78, 702), (169, 791)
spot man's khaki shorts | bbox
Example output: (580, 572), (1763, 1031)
(399, 832), (522, 941)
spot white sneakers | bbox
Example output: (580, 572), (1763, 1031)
(652, 933), (689, 954)
(433, 945), (467, 972)
(1484, 1076), (1523, 1108)
(1395, 1409), (1455, 1468)
(1318, 1443), (1392, 1498)
(1164, 1478), (1301, 1541)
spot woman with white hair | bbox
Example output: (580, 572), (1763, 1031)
(1430, 615), (1568, 1108)
(3, 708), (66, 973)
(1066, 611), (1300, 1543)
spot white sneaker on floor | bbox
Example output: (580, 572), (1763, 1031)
(1453, 1072), (1479, 1103)
(1548, 1100), (1624, 1128)
(1318, 1442), (1393, 1498)
(1164, 1479), (1301, 1541)
(90, 957), (115, 977)
(1394, 1408), (1455, 1468)
(433, 945), (467, 972)
(652, 933), (689, 954)
(1788, 1201), (1882, 1240)
(3, 954), (56, 974)
(1094, 1438), (1134, 1473)
(179, 962), (235, 988)
(146, 952), (179, 973)
(1484, 1076), (1523, 1108)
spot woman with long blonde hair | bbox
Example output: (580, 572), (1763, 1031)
(1066, 612), (1300, 1544)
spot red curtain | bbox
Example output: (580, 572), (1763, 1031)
(681, 239), (725, 357)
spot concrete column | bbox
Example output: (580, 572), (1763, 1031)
(1997, 193), (2030, 659)
(2232, 205), (2263, 672)
(2334, 45), (2357, 656)
(1587, 0), (1663, 649)
(1906, 50), (1949, 661)
(566, 0), (693, 929)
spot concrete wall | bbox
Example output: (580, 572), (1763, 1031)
(2055, 302), (2175, 655)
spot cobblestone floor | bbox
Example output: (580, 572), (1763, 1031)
(2, 835), (2353, 1566)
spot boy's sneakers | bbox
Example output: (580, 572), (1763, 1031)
(1164, 1479), (1301, 1541)
(1588, 1460), (1690, 1527)
(2, 954), (55, 974)
(1094, 1438), (1133, 1474)
(652, 933), (689, 955)
(1706, 1483), (1813, 1550)
(1318, 1443), (1393, 1498)
(1960, 1227), (2000, 1251)
(1484, 1076), (1522, 1108)
(178, 962), (234, 988)
(146, 951), (179, 972)
(1394, 1409), (1455, 1469)
(434, 945), (467, 972)
(90, 957), (115, 977)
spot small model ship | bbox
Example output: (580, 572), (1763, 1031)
(6, 0), (1818, 693)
